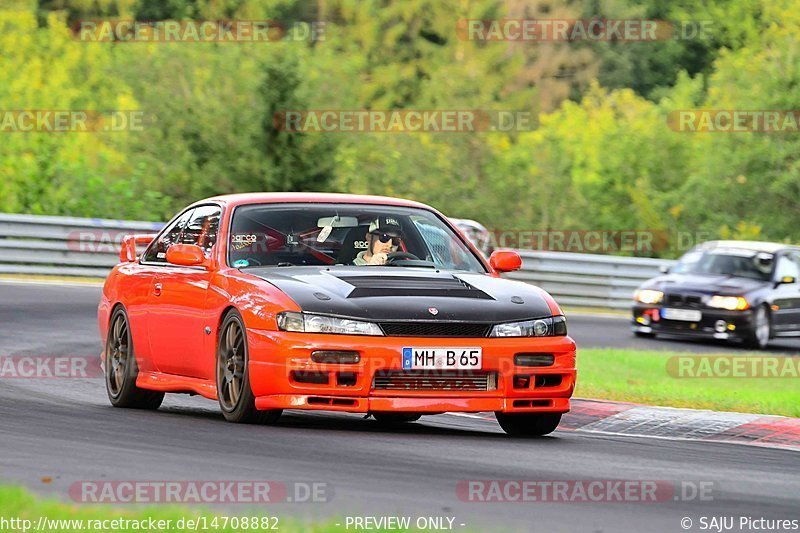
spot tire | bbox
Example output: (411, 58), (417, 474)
(744, 305), (771, 350)
(216, 309), (282, 424)
(372, 413), (422, 425)
(105, 307), (164, 409)
(495, 412), (562, 437)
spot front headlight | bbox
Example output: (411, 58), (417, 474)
(707, 296), (749, 311)
(489, 315), (567, 337)
(276, 311), (384, 336)
(634, 289), (664, 305)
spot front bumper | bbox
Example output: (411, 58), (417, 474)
(246, 330), (576, 415)
(631, 304), (756, 340)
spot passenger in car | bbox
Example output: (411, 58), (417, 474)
(352, 216), (403, 266)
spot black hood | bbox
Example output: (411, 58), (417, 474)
(246, 266), (553, 322)
(643, 273), (771, 296)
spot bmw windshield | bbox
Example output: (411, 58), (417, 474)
(228, 203), (487, 272)
(672, 248), (774, 281)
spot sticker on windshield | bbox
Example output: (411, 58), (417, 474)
(231, 234), (257, 251)
(232, 259), (249, 268)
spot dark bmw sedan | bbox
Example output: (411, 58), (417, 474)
(631, 241), (800, 348)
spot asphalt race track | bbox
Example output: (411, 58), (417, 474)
(1, 281), (798, 532)
(568, 312), (800, 354)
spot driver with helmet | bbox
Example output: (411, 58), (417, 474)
(353, 216), (403, 265)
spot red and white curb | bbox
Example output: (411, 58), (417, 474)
(561, 399), (800, 452)
(449, 399), (800, 451)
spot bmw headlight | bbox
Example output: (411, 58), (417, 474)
(276, 312), (384, 336)
(707, 296), (749, 311)
(634, 289), (664, 305)
(489, 316), (567, 337)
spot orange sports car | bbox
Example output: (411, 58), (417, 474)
(98, 193), (576, 436)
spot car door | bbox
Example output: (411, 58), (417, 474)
(770, 251), (800, 333)
(133, 209), (194, 373)
(145, 205), (220, 378)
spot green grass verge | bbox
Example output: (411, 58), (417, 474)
(576, 347), (800, 417)
(0, 485), (409, 533)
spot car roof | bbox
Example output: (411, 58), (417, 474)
(198, 192), (434, 211)
(696, 240), (797, 254)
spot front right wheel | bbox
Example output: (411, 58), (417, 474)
(744, 305), (771, 350)
(495, 412), (562, 437)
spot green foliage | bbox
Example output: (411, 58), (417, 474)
(2, 0), (799, 255)
(0, 485), (384, 533)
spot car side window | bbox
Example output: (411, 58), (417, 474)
(180, 205), (221, 254)
(141, 209), (195, 263)
(774, 252), (800, 280)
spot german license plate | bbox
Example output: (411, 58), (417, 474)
(402, 347), (482, 370)
(661, 308), (702, 322)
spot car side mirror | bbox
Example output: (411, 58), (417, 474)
(166, 244), (209, 268)
(489, 250), (522, 273)
(659, 264), (670, 274)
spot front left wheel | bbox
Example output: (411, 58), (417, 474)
(216, 309), (282, 424)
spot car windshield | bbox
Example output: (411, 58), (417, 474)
(228, 203), (487, 273)
(672, 248), (774, 281)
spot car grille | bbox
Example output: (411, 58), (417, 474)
(373, 370), (497, 391)
(664, 293), (703, 307)
(379, 322), (491, 337)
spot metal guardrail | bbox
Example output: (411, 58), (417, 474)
(0, 213), (163, 278)
(507, 250), (674, 309)
(0, 213), (673, 308)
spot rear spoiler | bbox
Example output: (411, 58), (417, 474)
(119, 234), (158, 263)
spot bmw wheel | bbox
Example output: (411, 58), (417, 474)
(744, 305), (771, 350)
